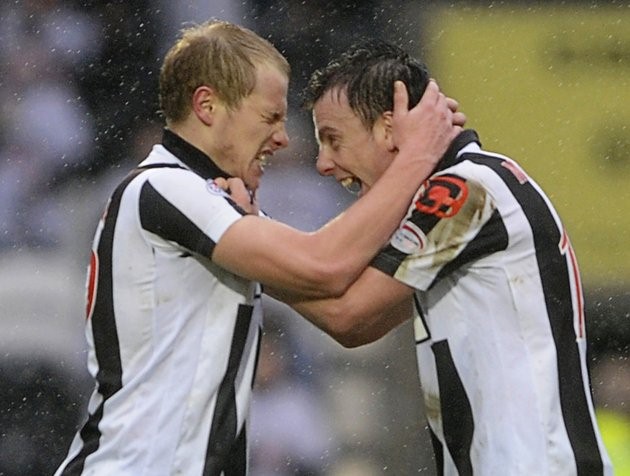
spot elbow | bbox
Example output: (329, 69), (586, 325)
(317, 305), (370, 349)
(331, 326), (380, 348)
(330, 319), (385, 348)
(332, 332), (369, 349)
(307, 260), (355, 298)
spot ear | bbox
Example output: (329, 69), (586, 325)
(374, 111), (396, 152)
(192, 86), (218, 126)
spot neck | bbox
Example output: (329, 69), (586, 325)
(168, 119), (229, 170)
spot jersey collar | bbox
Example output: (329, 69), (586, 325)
(437, 129), (481, 172)
(161, 128), (231, 180)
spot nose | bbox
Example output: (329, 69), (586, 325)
(315, 147), (335, 176)
(272, 123), (289, 149)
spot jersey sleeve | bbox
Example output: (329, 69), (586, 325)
(370, 172), (505, 291)
(137, 169), (246, 258)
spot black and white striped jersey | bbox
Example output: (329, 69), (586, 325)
(56, 130), (261, 476)
(371, 130), (612, 476)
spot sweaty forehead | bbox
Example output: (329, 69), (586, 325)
(313, 88), (356, 126)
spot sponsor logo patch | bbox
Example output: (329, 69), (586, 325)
(415, 175), (468, 218)
(391, 221), (427, 254)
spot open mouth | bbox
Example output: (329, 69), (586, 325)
(256, 152), (271, 171)
(340, 176), (362, 195)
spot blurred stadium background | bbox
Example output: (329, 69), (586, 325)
(0, 1), (628, 475)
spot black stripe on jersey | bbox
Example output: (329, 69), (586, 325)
(250, 325), (263, 390)
(432, 340), (474, 476)
(369, 244), (407, 276)
(469, 153), (604, 475)
(203, 304), (254, 476)
(429, 426), (445, 476)
(226, 426), (247, 476)
(413, 294), (431, 344)
(429, 208), (509, 289)
(139, 181), (219, 258)
(61, 168), (147, 475)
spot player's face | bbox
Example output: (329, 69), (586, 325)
(312, 88), (393, 197)
(212, 65), (289, 191)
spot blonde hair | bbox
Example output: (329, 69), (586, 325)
(159, 20), (290, 123)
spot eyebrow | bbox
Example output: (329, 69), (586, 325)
(317, 125), (339, 142)
(264, 110), (286, 123)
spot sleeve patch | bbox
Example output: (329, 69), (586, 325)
(414, 174), (468, 218)
(391, 221), (427, 255)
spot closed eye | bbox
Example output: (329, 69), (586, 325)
(318, 128), (341, 151)
(264, 112), (285, 124)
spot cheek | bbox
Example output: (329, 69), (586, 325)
(334, 151), (354, 172)
(354, 150), (384, 184)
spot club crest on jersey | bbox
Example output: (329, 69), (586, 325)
(391, 221), (426, 254)
(206, 179), (227, 196)
(415, 174), (468, 218)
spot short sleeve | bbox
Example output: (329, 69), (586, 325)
(371, 173), (500, 291)
(138, 170), (245, 257)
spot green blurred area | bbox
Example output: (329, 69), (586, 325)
(424, 4), (630, 288)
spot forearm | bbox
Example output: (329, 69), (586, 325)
(267, 268), (415, 347)
(308, 154), (433, 290)
(281, 290), (413, 348)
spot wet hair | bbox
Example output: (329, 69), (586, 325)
(303, 39), (430, 129)
(159, 20), (290, 124)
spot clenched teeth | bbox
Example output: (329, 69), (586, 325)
(257, 153), (270, 170)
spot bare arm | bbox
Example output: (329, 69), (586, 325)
(212, 81), (460, 298)
(271, 266), (416, 348)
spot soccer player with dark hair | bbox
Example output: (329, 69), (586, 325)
(270, 39), (613, 475)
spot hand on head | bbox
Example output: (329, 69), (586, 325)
(391, 80), (465, 163)
(446, 96), (467, 128)
(213, 177), (260, 215)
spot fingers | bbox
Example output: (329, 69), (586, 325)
(226, 179), (249, 203)
(453, 111), (467, 128)
(228, 178), (259, 212)
(211, 177), (258, 213)
(395, 79), (447, 116)
(393, 80), (409, 115)
(446, 96), (467, 127)
(214, 177), (229, 191)
(213, 177), (248, 201)
(226, 177), (248, 194)
(446, 97), (459, 113)
(420, 80), (440, 107)
(420, 84), (465, 136)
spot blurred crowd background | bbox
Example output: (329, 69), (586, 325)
(0, 1), (628, 475)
